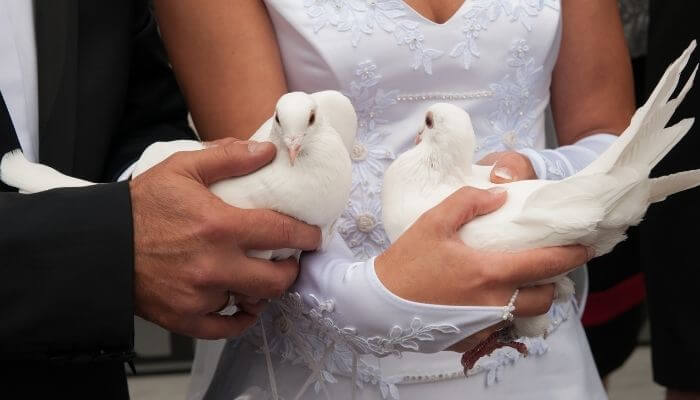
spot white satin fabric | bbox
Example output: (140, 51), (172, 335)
(189, 1), (607, 399)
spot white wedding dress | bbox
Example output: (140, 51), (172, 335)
(189, 1), (606, 399)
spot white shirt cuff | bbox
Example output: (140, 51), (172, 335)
(117, 162), (137, 182)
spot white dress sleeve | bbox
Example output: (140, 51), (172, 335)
(517, 133), (617, 180)
(286, 236), (507, 356)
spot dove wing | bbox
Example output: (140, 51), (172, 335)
(513, 168), (644, 242)
(0, 150), (95, 193)
(249, 119), (273, 142)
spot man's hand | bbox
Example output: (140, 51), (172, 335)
(129, 139), (321, 339)
(477, 151), (537, 183)
(375, 187), (591, 353)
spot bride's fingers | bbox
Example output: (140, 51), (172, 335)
(476, 152), (505, 166)
(512, 284), (556, 317)
(497, 245), (591, 286)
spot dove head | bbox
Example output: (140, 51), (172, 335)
(415, 103), (476, 170)
(272, 92), (321, 165)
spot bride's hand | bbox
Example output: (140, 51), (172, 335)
(477, 151), (537, 183)
(374, 187), (591, 350)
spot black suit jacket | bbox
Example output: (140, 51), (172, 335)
(0, 0), (195, 397)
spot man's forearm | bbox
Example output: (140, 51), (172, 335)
(0, 183), (134, 362)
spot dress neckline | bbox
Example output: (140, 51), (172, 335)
(400, 0), (470, 26)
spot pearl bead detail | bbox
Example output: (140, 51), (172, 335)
(355, 214), (377, 233)
(400, 370), (465, 384)
(502, 289), (519, 321)
(351, 142), (368, 161)
(396, 90), (493, 102)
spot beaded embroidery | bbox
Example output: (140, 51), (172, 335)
(337, 61), (396, 260)
(304, 0), (444, 74)
(249, 292), (461, 399)
(479, 38), (544, 153)
(450, 0), (559, 70)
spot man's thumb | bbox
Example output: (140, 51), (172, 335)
(189, 140), (276, 185)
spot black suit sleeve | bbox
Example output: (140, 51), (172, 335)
(0, 183), (135, 362)
(104, 1), (196, 179)
(0, 2), (194, 363)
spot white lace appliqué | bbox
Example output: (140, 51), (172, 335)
(541, 150), (568, 179)
(450, 0), (559, 70)
(304, 0), (444, 74)
(337, 61), (395, 260)
(479, 38), (543, 153)
(468, 300), (572, 386)
(250, 292), (460, 399)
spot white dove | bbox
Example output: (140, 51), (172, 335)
(382, 41), (700, 339)
(1, 90), (357, 260)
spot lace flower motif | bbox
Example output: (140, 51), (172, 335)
(542, 151), (568, 179)
(346, 61), (397, 190)
(450, 0), (559, 70)
(249, 292), (460, 399)
(337, 189), (390, 260)
(479, 38), (543, 153)
(304, 0), (443, 74)
(337, 61), (397, 260)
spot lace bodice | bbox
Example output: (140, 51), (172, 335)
(193, 2), (606, 399)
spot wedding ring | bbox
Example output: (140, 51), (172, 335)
(501, 289), (519, 321)
(217, 292), (238, 316)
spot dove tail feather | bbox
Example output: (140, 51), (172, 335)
(649, 169), (700, 203)
(645, 41), (695, 113)
(0, 150), (95, 193)
(647, 118), (696, 168)
(614, 64), (697, 171)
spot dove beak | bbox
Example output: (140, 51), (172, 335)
(414, 132), (423, 145)
(288, 144), (301, 166)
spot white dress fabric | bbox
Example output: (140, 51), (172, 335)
(191, 1), (607, 399)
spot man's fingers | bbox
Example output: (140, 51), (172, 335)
(512, 284), (556, 317)
(187, 140), (276, 185)
(498, 245), (592, 285)
(430, 186), (508, 232)
(193, 313), (259, 340)
(238, 299), (268, 316)
(220, 257), (300, 299)
(234, 208), (322, 251)
(203, 137), (240, 148)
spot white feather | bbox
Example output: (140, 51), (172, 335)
(0, 150), (93, 193)
(383, 41), (700, 338)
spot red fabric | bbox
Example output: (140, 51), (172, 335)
(581, 273), (646, 327)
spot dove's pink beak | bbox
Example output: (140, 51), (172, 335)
(288, 145), (301, 166)
(414, 133), (423, 145)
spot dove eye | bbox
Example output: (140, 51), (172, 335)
(308, 111), (316, 126)
(425, 112), (434, 129)
(275, 113), (280, 125)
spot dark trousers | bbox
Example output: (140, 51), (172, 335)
(642, 0), (700, 391)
